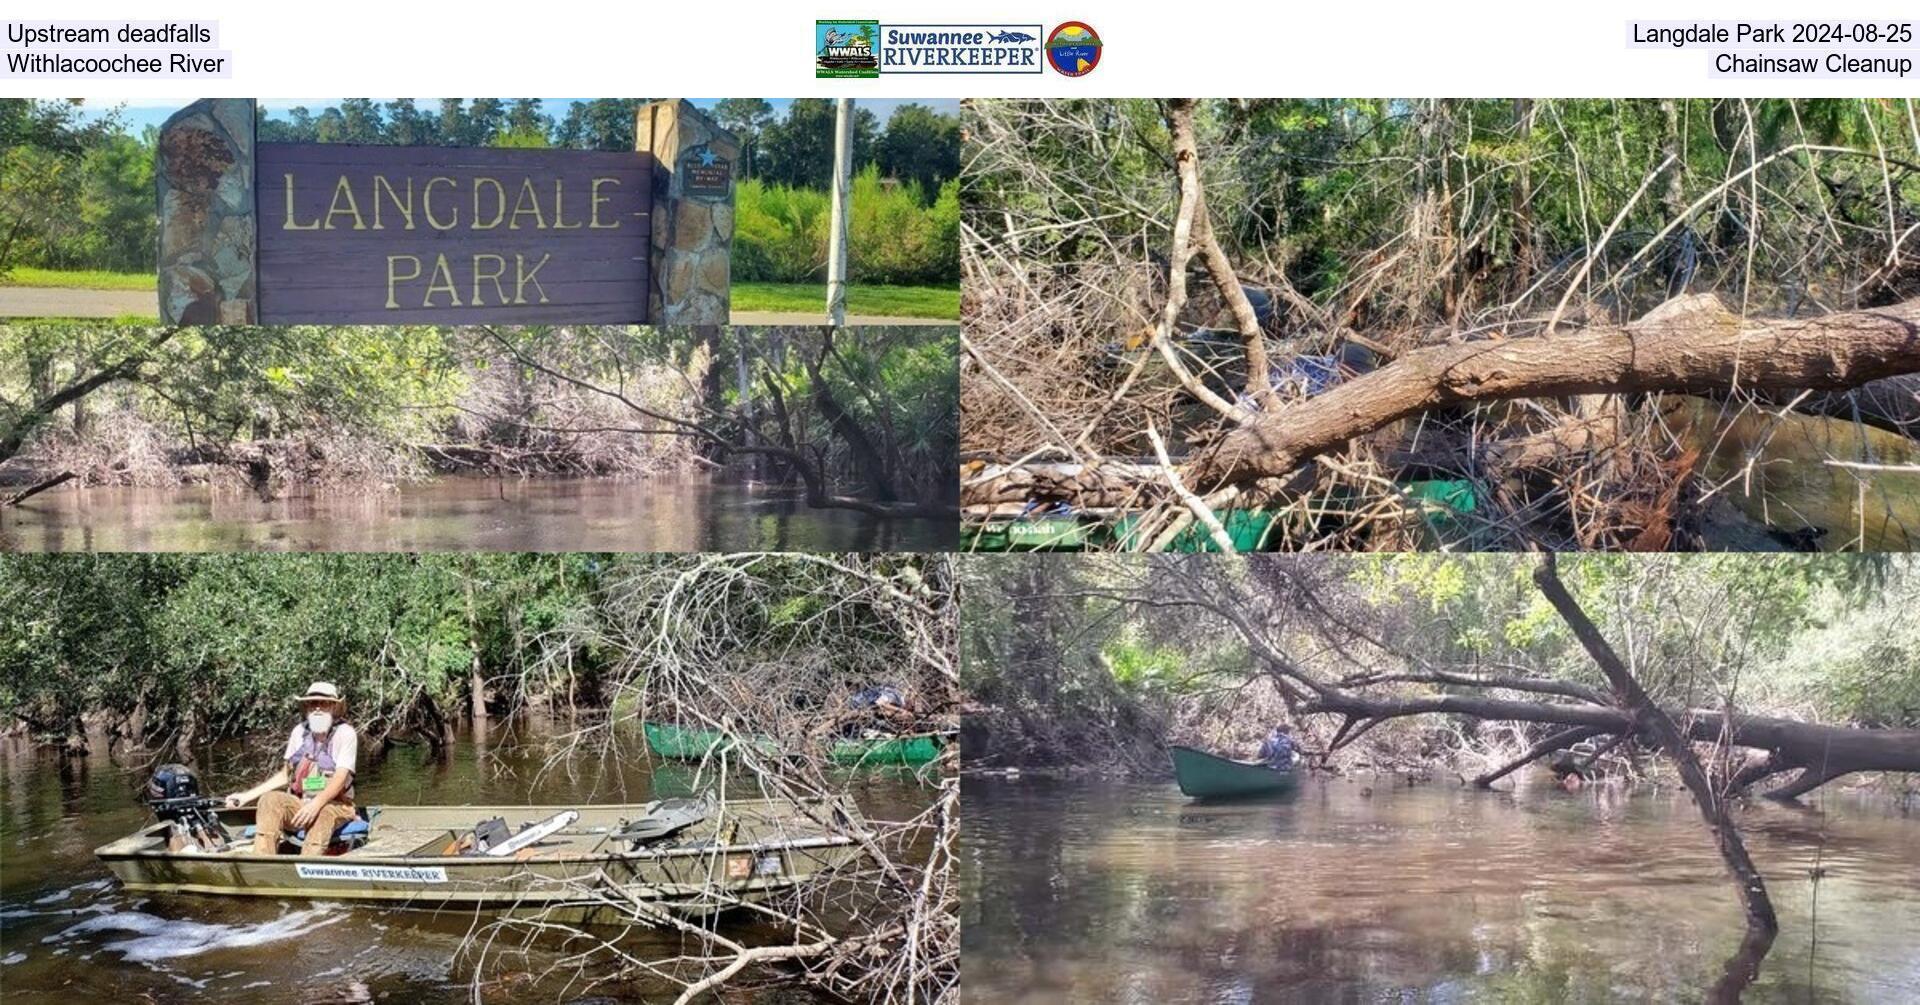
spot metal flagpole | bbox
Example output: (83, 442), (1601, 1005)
(826, 97), (853, 326)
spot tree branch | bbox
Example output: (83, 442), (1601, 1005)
(1196, 296), (1920, 484)
(1532, 553), (1779, 979)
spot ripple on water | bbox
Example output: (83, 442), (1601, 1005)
(45, 906), (346, 965)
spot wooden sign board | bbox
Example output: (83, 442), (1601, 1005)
(256, 144), (654, 324)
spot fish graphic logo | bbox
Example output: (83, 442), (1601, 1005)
(989, 30), (1037, 44)
(1045, 22), (1102, 77)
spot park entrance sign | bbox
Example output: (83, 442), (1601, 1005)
(257, 145), (652, 323)
(157, 99), (738, 326)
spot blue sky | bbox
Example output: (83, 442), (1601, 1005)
(92, 98), (960, 133)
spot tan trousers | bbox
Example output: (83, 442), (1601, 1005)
(253, 790), (358, 856)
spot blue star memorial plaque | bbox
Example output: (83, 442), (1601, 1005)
(682, 146), (733, 200)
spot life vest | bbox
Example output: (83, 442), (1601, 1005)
(288, 726), (354, 802)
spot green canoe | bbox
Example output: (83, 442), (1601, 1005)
(1169, 744), (1301, 799)
(643, 722), (942, 766)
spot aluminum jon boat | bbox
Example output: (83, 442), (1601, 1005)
(95, 796), (869, 922)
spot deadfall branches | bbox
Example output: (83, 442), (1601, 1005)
(961, 295), (1920, 508)
(464, 554), (960, 1005)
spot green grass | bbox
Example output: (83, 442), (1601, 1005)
(2, 267), (152, 291)
(731, 282), (958, 319)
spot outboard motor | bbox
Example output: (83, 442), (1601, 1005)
(145, 764), (230, 851)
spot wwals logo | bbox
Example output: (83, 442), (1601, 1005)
(816, 20), (881, 78)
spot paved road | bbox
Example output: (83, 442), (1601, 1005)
(0, 287), (955, 327)
(0, 286), (152, 318)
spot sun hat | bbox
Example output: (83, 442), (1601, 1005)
(297, 681), (344, 704)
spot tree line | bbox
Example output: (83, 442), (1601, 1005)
(0, 552), (953, 761)
(0, 325), (957, 516)
(255, 98), (960, 196)
(961, 552), (1920, 776)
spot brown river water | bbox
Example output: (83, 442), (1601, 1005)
(962, 775), (1920, 1004)
(0, 728), (935, 1004)
(0, 476), (953, 553)
(1672, 399), (1920, 552)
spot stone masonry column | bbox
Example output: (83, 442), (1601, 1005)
(156, 98), (257, 324)
(635, 100), (739, 326)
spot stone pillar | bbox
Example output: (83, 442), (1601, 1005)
(156, 98), (257, 324)
(636, 100), (739, 326)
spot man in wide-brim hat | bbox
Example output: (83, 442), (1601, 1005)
(224, 681), (360, 856)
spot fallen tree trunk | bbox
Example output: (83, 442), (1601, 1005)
(1195, 295), (1920, 484)
(1472, 724), (1606, 788)
(962, 296), (1920, 506)
(3, 469), (76, 507)
(1304, 690), (1920, 799)
(1752, 373), (1920, 438)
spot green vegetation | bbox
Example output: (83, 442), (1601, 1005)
(1, 100), (154, 277)
(0, 552), (952, 760)
(3, 271), (961, 320)
(733, 282), (959, 318)
(0, 267), (151, 290)
(963, 99), (1920, 551)
(735, 167), (960, 287)
(0, 325), (957, 516)
(970, 98), (1918, 321)
(962, 554), (1920, 773)
(0, 98), (960, 288)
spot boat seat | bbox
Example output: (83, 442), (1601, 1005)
(241, 810), (373, 853)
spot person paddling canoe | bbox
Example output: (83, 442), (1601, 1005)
(223, 681), (360, 856)
(1257, 724), (1297, 770)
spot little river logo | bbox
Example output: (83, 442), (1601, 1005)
(815, 21), (1052, 75)
(1045, 21), (1102, 76)
(816, 20), (881, 77)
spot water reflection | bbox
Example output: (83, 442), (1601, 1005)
(1672, 397), (1920, 550)
(0, 476), (952, 553)
(961, 776), (1920, 1004)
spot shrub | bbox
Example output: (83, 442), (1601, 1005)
(732, 167), (959, 286)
